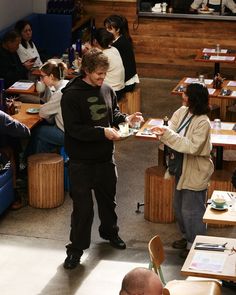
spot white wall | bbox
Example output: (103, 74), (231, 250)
(0, 0), (48, 30)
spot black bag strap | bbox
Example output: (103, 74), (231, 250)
(176, 112), (194, 134)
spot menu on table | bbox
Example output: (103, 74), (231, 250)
(189, 252), (227, 273)
(9, 81), (34, 90)
(203, 48), (228, 54)
(209, 56), (235, 61)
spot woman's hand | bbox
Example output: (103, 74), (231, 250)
(150, 126), (165, 136)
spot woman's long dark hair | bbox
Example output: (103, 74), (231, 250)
(103, 14), (132, 44)
(15, 20), (33, 49)
(186, 83), (210, 115)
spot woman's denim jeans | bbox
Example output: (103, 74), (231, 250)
(173, 188), (207, 248)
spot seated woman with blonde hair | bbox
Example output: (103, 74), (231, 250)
(25, 60), (69, 156)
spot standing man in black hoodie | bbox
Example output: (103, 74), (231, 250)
(61, 48), (143, 269)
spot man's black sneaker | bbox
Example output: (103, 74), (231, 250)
(63, 254), (81, 269)
(172, 238), (187, 249)
(109, 236), (126, 250)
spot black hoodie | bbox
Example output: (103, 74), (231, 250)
(61, 76), (126, 163)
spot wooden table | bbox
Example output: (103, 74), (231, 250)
(195, 48), (236, 75)
(203, 190), (236, 226)
(181, 235), (236, 281)
(171, 77), (236, 120)
(136, 118), (236, 169)
(12, 103), (42, 129)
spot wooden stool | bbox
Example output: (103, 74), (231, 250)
(145, 166), (175, 223)
(207, 169), (236, 228)
(118, 96), (128, 113)
(125, 84), (141, 114)
(28, 153), (64, 208)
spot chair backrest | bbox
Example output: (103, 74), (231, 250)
(148, 235), (166, 285)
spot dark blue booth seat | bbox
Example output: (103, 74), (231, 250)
(0, 13), (72, 58)
(0, 167), (14, 215)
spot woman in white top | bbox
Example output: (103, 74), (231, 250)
(25, 60), (68, 156)
(93, 28), (125, 101)
(15, 20), (42, 68)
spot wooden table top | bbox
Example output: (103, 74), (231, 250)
(203, 190), (236, 225)
(135, 118), (236, 148)
(195, 48), (236, 64)
(171, 77), (236, 100)
(181, 235), (236, 281)
(12, 103), (42, 129)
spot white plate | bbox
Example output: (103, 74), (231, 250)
(211, 203), (228, 211)
(26, 108), (40, 114)
(198, 8), (214, 14)
(118, 130), (134, 139)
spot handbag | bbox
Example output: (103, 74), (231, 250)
(166, 113), (194, 177)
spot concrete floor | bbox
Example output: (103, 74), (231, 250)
(0, 79), (235, 294)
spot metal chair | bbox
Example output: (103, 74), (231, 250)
(148, 235), (222, 295)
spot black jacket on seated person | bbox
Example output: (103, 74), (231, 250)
(0, 44), (28, 89)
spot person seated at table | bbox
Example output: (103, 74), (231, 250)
(25, 60), (68, 156)
(0, 30), (40, 103)
(190, 0), (236, 14)
(104, 15), (139, 93)
(0, 30), (34, 89)
(93, 28), (125, 101)
(119, 267), (163, 295)
(0, 110), (30, 209)
(151, 83), (214, 259)
(14, 19), (43, 69)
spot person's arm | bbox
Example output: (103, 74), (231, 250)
(225, 0), (236, 13)
(39, 91), (61, 123)
(0, 111), (30, 138)
(190, 0), (205, 10)
(160, 119), (211, 156)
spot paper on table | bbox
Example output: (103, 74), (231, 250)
(9, 81), (34, 90)
(211, 134), (236, 145)
(231, 91), (236, 97)
(210, 56), (235, 61)
(148, 119), (163, 126)
(227, 81), (236, 87)
(189, 252), (227, 273)
(208, 88), (215, 95)
(184, 78), (213, 85)
(203, 48), (228, 54)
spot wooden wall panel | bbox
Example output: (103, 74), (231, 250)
(83, 1), (236, 79)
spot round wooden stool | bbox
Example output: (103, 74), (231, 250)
(28, 153), (64, 208)
(145, 166), (175, 223)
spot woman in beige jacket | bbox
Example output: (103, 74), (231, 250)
(152, 83), (214, 258)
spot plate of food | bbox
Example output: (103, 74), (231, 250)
(26, 108), (40, 114)
(198, 7), (214, 14)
